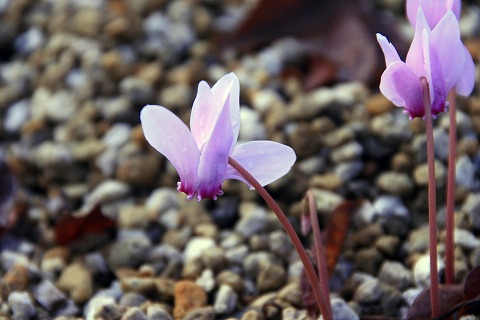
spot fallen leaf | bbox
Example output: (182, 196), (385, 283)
(216, 0), (406, 88)
(54, 203), (116, 245)
(406, 285), (464, 320)
(325, 199), (363, 277)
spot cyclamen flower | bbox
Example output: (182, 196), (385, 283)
(406, 0), (475, 96)
(377, 8), (469, 119)
(140, 73), (296, 200)
(406, 0), (461, 28)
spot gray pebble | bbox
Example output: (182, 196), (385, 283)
(268, 230), (293, 259)
(213, 284), (237, 315)
(433, 128), (450, 161)
(321, 297), (359, 320)
(146, 305), (173, 320)
(378, 261), (414, 290)
(31, 280), (68, 312)
(373, 195), (409, 220)
(102, 123), (131, 149)
(145, 188), (180, 218)
(456, 155), (476, 190)
(239, 107), (266, 141)
(119, 292), (147, 307)
(8, 291), (36, 319)
(235, 202), (269, 237)
(334, 161), (364, 180)
(107, 234), (151, 269)
(402, 287), (422, 306)
(331, 141), (364, 163)
(353, 279), (382, 304)
(454, 228), (480, 249)
(4, 99), (30, 133)
(15, 27), (44, 55)
(121, 307), (148, 320)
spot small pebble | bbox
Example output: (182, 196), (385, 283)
(213, 284), (237, 315)
(173, 280), (208, 319)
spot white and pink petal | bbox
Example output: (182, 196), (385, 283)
(225, 141), (296, 188)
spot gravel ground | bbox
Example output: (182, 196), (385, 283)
(1, 0), (480, 319)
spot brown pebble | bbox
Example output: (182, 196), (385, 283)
(173, 280), (208, 319)
(365, 93), (392, 116)
(115, 153), (162, 187)
(216, 271), (244, 293)
(0, 264), (29, 298)
(257, 264), (286, 292)
(241, 309), (264, 320)
(391, 152), (412, 172)
(309, 173), (343, 191)
(56, 262), (93, 304)
(154, 278), (175, 302)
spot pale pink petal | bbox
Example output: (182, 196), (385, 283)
(211, 72), (240, 152)
(456, 46), (476, 96)
(380, 61), (424, 119)
(406, 0), (421, 26)
(376, 34), (401, 66)
(407, 0), (461, 28)
(196, 94), (233, 200)
(140, 105), (200, 196)
(225, 141), (296, 188)
(429, 11), (464, 91)
(406, 8), (430, 78)
(190, 81), (217, 150)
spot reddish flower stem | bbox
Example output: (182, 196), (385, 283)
(305, 190), (333, 319)
(445, 89), (457, 285)
(421, 77), (440, 318)
(228, 157), (331, 320)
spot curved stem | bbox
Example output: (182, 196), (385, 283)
(306, 190), (333, 319)
(228, 157), (331, 320)
(445, 89), (457, 285)
(421, 77), (440, 317)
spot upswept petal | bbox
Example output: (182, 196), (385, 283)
(225, 141), (296, 189)
(406, 0), (421, 27)
(406, 8), (430, 78)
(190, 81), (217, 150)
(211, 72), (240, 152)
(140, 105), (200, 195)
(379, 61), (424, 119)
(376, 34), (401, 66)
(197, 93), (234, 200)
(429, 10), (465, 92)
(407, 0), (461, 28)
(455, 46), (476, 96)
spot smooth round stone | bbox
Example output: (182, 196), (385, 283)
(456, 155), (476, 190)
(8, 291), (36, 319)
(413, 255), (445, 288)
(330, 141), (364, 163)
(57, 263), (93, 304)
(107, 235), (151, 270)
(257, 263), (287, 292)
(173, 281), (208, 319)
(413, 160), (446, 187)
(378, 261), (414, 290)
(353, 279), (382, 304)
(376, 172), (414, 196)
(119, 292), (147, 307)
(322, 297), (359, 320)
(183, 237), (216, 262)
(213, 284), (237, 315)
(239, 107), (266, 141)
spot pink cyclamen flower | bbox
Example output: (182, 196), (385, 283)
(140, 73), (296, 200)
(377, 8), (469, 119)
(406, 0), (461, 28)
(406, 0), (475, 97)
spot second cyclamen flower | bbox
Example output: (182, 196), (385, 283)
(377, 8), (472, 119)
(140, 73), (296, 201)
